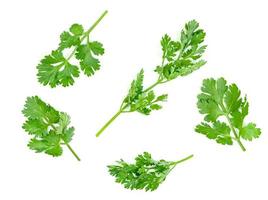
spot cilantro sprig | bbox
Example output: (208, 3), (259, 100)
(108, 152), (193, 191)
(195, 78), (261, 151)
(22, 96), (80, 161)
(37, 10), (108, 88)
(96, 20), (206, 137)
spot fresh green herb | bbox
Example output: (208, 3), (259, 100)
(22, 96), (80, 161)
(195, 77), (261, 151)
(37, 10), (108, 88)
(108, 152), (193, 191)
(96, 20), (207, 137)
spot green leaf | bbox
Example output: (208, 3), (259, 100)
(231, 98), (249, 129)
(70, 24), (84, 36)
(59, 31), (80, 50)
(197, 93), (223, 122)
(240, 123), (261, 141)
(45, 145), (63, 157)
(55, 112), (71, 135)
(89, 41), (105, 55)
(125, 69), (144, 104)
(75, 44), (101, 76)
(150, 104), (162, 110)
(22, 119), (48, 136)
(28, 138), (49, 153)
(22, 96), (59, 123)
(62, 127), (75, 143)
(224, 84), (242, 113)
(195, 121), (233, 145)
(58, 62), (80, 86)
(37, 50), (65, 87)
(27, 132), (63, 157)
(161, 34), (181, 61)
(156, 94), (168, 102)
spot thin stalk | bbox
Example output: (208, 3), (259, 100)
(159, 154), (193, 183)
(64, 141), (81, 161)
(66, 10), (108, 61)
(96, 110), (122, 137)
(143, 80), (161, 93)
(219, 103), (246, 151)
(169, 154), (194, 166)
(225, 114), (246, 151)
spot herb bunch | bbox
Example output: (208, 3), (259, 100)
(96, 20), (207, 137)
(37, 10), (107, 88)
(108, 152), (193, 191)
(195, 78), (261, 151)
(22, 96), (80, 161)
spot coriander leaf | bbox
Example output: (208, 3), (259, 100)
(197, 78), (228, 122)
(75, 44), (101, 76)
(231, 98), (249, 129)
(108, 152), (193, 191)
(195, 121), (233, 145)
(196, 77), (261, 151)
(224, 84), (242, 113)
(22, 119), (48, 136)
(22, 96), (80, 161)
(22, 96), (59, 123)
(59, 31), (81, 50)
(124, 69), (144, 104)
(36, 11), (108, 87)
(89, 41), (105, 55)
(240, 123), (261, 141)
(58, 62), (80, 86)
(70, 24), (84, 36)
(161, 34), (181, 61)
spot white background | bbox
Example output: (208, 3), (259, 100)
(0, 0), (267, 199)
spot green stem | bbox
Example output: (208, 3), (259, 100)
(143, 79), (162, 93)
(169, 154), (194, 166)
(219, 103), (246, 152)
(96, 110), (122, 137)
(64, 142), (81, 161)
(66, 10), (108, 61)
(159, 154), (193, 183)
(225, 114), (246, 152)
(86, 10), (108, 35)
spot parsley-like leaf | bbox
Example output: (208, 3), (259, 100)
(22, 96), (80, 161)
(37, 10), (107, 88)
(96, 20), (206, 137)
(108, 152), (193, 191)
(195, 78), (261, 151)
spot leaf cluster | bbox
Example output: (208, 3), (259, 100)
(155, 20), (207, 81)
(195, 78), (261, 148)
(37, 23), (105, 87)
(120, 20), (206, 115)
(22, 96), (76, 157)
(108, 152), (177, 191)
(122, 69), (168, 115)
